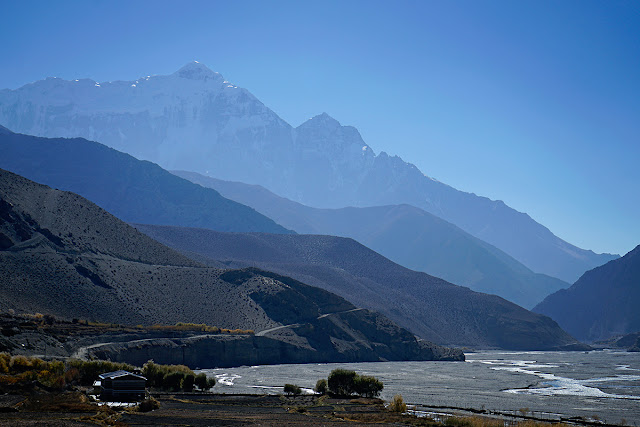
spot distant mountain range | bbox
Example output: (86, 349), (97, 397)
(534, 245), (640, 342)
(0, 127), (568, 309)
(174, 171), (568, 309)
(0, 167), (461, 364)
(0, 62), (617, 283)
(0, 127), (291, 234)
(135, 223), (588, 351)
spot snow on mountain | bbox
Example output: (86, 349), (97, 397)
(0, 62), (618, 283)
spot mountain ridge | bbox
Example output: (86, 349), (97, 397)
(0, 167), (461, 364)
(134, 222), (588, 351)
(0, 128), (292, 235)
(173, 170), (569, 309)
(0, 62), (617, 282)
(534, 245), (640, 342)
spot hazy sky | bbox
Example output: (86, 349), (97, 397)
(1, 0), (638, 255)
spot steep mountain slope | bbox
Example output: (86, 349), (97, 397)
(135, 223), (587, 351)
(0, 128), (291, 234)
(174, 171), (568, 309)
(534, 245), (640, 342)
(0, 62), (616, 283)
(0, 168), (460, 363)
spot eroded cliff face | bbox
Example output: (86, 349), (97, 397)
(85, 333), (464, 369)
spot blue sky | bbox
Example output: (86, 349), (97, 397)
(1, 0), (638, 255)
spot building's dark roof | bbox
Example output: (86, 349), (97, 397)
(98, 370), (146, 380)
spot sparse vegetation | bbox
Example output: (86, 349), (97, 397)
(518, 407), (530, 417)
(0, 311), (254, 335)
(149, 322), (254, 334)
(137, 396), (160, 412)
(388, 394), (407, 412)
(0, 353), (213, 395)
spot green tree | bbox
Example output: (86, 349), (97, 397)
(314, 378), (327, 395)
(284, 383), (302, 396)
(163, 371), (184, 391)
(181, 373), (195, 391)
(328, 368), (357, 396)
(194, 373), (208, 390)
(354, 375), (383, 398)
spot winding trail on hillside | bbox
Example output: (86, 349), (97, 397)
(256, 308), (365, 336)
(71, 308), (367, 359)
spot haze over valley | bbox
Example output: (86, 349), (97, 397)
(1, 2), (639, 424)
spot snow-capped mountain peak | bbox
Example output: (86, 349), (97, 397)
(0, 64), (618, 284)
(174, 61), (223, 82)
(308, 112), (341, 126)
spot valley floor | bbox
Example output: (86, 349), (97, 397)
(0, 392), (586, 427)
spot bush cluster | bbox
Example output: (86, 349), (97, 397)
(1, 353), (72, 389)
(67, 360), (136, 386)
(142, 361), (215, 391)
(0, 353), (216, 393)
(317, 368), (383, 398)
(148, 323), (254, 334)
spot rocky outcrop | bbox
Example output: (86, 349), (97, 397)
(85, 331), (463, 369)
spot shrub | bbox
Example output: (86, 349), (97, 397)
(137, 397), (159, 412)
(328, 368), (357, 396)
(43, 314), (56, 325)
(9, 355), (32, 373)
(284, 383), (302, 396)
(388, 394), (407, 413)
(354, 375), (383, 398)
(65, 367), (80, 384)
(314, 378), (327, 395)
(141, 361), (194, 390)
(0, 353), (10, 374)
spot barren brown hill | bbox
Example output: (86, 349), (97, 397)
(0, 168), (462, 364)
(135, 224), (588, 350)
